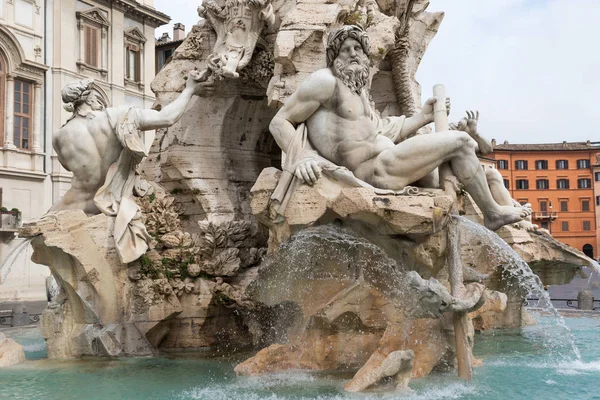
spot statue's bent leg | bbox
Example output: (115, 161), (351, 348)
(485, 167), (514, 207)
(374, 131), (529, 230)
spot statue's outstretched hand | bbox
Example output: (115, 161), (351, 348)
(465, 110), (479, 135)
(186, 71), (216, 97)
(295, 159), (322, 186)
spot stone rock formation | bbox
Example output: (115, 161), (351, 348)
(0, 332), (25, 367)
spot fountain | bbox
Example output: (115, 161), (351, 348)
(1, 0), (598, 396)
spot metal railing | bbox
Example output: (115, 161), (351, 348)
(0, 210), (22, 232)
(0, 309), (41, 326)
(524, 298), (600, 311)
(532, 211), (558, 220)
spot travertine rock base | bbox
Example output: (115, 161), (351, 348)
(0, 332), (25, 367)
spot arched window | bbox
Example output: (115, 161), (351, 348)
(582, 244), (594, 259)
(0, 54), (5, 145)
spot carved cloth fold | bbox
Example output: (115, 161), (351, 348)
(270, 115), (409, 220)
(94, 106), (151, 263)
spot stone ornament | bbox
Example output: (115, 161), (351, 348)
(198, 0), (275, 79)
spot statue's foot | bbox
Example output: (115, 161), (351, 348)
(515, 219), (539, 232)
(484, 205), (530, 231)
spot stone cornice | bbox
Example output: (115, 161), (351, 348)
(110, 0), (170, 27)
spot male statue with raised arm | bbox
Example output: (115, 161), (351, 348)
(269, 25), (530, 231)
(51, 71), (213, 263)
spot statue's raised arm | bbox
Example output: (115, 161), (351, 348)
(50, 71), (209, 263)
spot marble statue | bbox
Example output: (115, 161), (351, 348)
(198, 0), (275, 79)
(269, 25), (530, 231)
(50, 71), (212, 263)
(449, 111), (536, 231)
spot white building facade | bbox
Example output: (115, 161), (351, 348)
(0, 0), (169, 300)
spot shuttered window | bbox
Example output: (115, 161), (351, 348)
(84, 25), (99, 67)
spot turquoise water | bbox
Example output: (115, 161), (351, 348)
(1, 313), (599, 400)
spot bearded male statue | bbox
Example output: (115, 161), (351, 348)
(51, 71), (214, 263)
(269, 25), (530, 231)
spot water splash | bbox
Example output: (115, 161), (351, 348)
(454, 215), (582, 361)
(0, 237), (33, 284)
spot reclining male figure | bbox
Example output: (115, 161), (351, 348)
(269, 25), (530, 231)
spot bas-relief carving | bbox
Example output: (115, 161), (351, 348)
(48, 72), (210, 263)
(197, 0), (275, 79)
(268, 25), (530, 231)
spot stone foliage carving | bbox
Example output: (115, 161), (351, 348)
(135, 193), (266, 309)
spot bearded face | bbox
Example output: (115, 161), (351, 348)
(331, 38), (370, 95)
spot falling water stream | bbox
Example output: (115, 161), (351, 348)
(454, 215), (583, 362)
(0, 237), (33, 284)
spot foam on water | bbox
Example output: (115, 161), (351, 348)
(179, 381), (480, 400)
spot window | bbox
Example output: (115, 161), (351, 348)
(556, 160), (569, 169)
(516, 179), (529, 190)
(125, 45), (140, 82)
(13, 80), (32, 150)
(560, 201), (568, 212)
(518, 199), (529, 206)
(539, 201), (547, 212)
(536, 179), (549, 189)
(124, 27), (147, 85)
(84, 25), (99, 67)
(596, 171), (600, 181)
(497, 160), (508, 170)
(582, 200), (590, 212)
(515, 160), (528, 170)
(561, 221), (569, 231)
(583, 221), (591, 231)
(503, 179), (510, 189)
(577, 159), (590, 169)
(541, 221), (549, 230)
(578, 178), (592, 189)
(76, 8), (110, 74)
(597, 196), (600, 206)
(557, 179), (570, 189)
(535, 160), (548, 170)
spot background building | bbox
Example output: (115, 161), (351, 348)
(491, 140), (600, 259)
(0, 0), (169, 300)
(155, 22), (185, 73)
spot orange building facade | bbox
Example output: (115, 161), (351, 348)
(490, 141), (600, 259)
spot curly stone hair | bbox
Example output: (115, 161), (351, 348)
(326, 25), (370, 67)
(61, 78), (95, 112)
